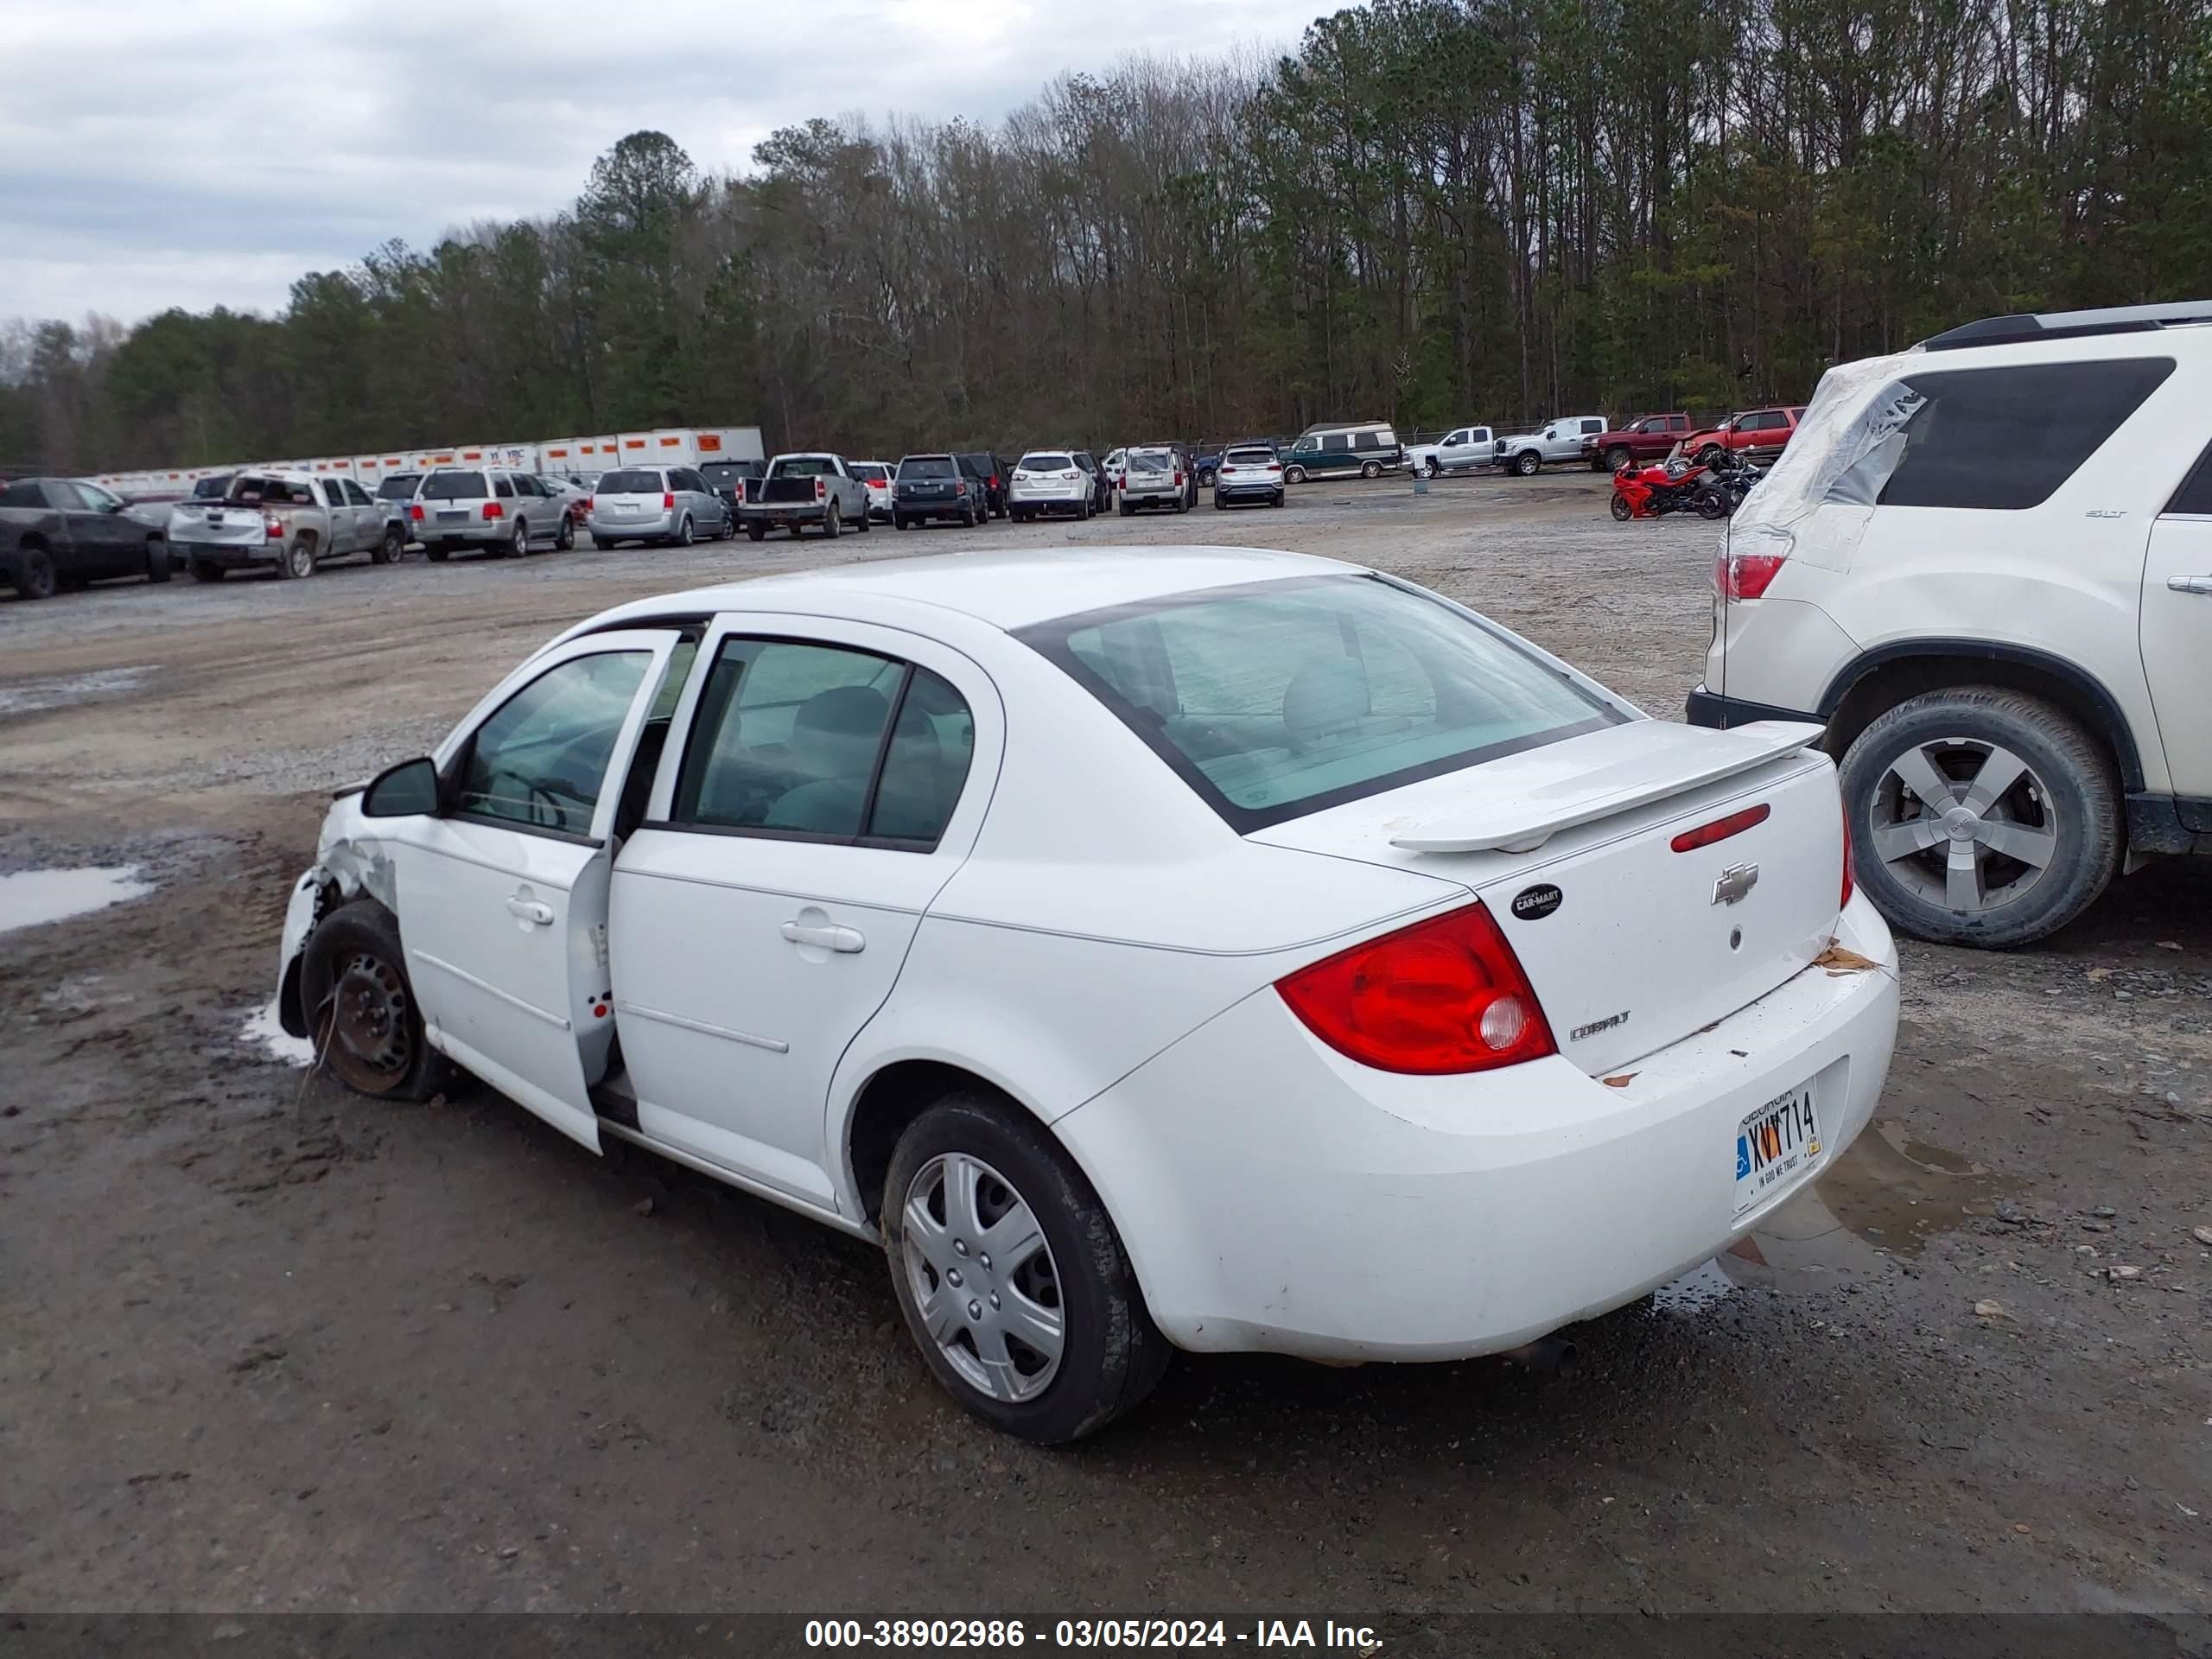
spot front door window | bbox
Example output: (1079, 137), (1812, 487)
(457, 652), (654, 836)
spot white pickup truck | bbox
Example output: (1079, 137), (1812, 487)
(737, 453), (874, 540)
(1492, 416), (1610, 477)
(1405, 425), (1497, 477)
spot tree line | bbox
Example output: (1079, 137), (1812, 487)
(5, 0), (2209, 476)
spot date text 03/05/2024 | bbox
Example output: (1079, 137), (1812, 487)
(803, 1618), (1383, 1649)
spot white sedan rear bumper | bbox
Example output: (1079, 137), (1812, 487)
(1055, 894), (1899, 1361)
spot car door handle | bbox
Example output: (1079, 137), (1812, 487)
(781, 920), (864, 953)
(505, 896), (555, 926)
(2168, 575), (2212, 595)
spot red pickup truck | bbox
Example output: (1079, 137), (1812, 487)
(1683, 406), (1807, 466)
(1580, 413), (1693, 472)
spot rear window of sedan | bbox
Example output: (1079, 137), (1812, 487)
(421, 471), (489, 500)
(899, 457), (956, 479)
(1017, 454), (1074, 472)
(1017, 575), (1624, 831)
(596, 469), (664, 494)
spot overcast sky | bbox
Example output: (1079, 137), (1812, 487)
(0, 0), (1344, 328)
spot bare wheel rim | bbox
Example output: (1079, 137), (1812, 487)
(290, 541), (313, 577)
(322, 950), (416, 1094)
(1870, 736), (2060, 913)
(899, 1151), (1065, 1403)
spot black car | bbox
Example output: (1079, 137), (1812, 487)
(893, 454), (987, 529)
(957, 453), (1008, 519)
(1, 476), (173, 601)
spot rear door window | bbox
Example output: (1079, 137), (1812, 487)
(1874, 358), (2175, 512)
(597, 469), (662, 494)
(423, 472), (489, 500)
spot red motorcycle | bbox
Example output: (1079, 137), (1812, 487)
(1610, 453), (1710, 520)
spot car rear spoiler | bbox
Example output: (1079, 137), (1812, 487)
(1388, 721), (1827, 854)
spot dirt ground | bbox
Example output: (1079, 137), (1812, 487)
(2, 472), (2207, 1629)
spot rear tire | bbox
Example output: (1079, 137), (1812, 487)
(506, 520), (528, 559)
(301, 899), (452, 1103)
(1283, 464), (1306, 484)
(554, 516), (575, 551)
(823, 501), (841, 540)
(1359, 460), (1381, 480)
(276, 536), (316, 579)
(188, 559), (224, 584)
(881, 1091), (1169, 1444)
(675, 515), (695, 548)
(1117, 499), (1133, 517)
(145, 538), (173, 582)
(746, 523), (766, 542)
(1839, 687), (2120, 949)
(372, 525), (404, 564)
(893, 514), (908, 531)
(1270, 491), (1284, 508)
(426, 546), (451, 563)
(588, 537), (618, 551)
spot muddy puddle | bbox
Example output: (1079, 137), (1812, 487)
(1657, 1120), (2018, 1309)
(0, 865), (156, 933)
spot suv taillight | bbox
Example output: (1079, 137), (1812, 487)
(482, 501), (504, 519)
(1715, 549), (1786, 600)
(408, 504), (423, 521)
(1275, 903), (1554, 1074)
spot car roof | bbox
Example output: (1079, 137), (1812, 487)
(579, 545), (1365, 633)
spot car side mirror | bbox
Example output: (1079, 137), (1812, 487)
(361, 756), (442, 818)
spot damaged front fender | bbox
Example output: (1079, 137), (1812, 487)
(272, 794), (407, 1038)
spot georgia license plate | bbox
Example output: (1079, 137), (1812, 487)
(1733, 1085), (1821, 1217)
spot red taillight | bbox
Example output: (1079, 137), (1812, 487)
(1117, 476), (1127, 490)
(815, 476), (826, 500)
(1670, 803), (1771, 853)
(1275, 903), (1555, 1075)
(1173, 471), (1184, 487)
(662, 491), (676, 510)
(582, 498), (593, 513)
(989, 474), (999, 488)
(482, 501), (504, 519)
(1840, 798), (1856, 910)
(1716, 549), (1786, 600)
(955, 480), (969, 495)
(264, 514), (283, 539)
(408, 504), (423, 521)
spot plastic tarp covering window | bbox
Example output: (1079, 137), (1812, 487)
(1726, 348), (1925, 571)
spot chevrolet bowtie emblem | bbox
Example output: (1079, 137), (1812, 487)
(1713, 862), (1760, 906)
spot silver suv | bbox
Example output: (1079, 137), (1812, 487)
(412, 467), (575, 562)
(586, 466), (728, 549)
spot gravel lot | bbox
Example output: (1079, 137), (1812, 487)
(2, 471), (2207, 1627)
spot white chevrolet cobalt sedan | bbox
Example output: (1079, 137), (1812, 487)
(275, 547), (1898, 1442)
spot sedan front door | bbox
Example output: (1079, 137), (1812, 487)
(387, 629), (688, 1151)
(609, 618), (998, 1211)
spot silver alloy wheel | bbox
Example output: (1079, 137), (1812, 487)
(1870, 736), (2059, 912)
(899, 1151), (1065, 1403)
(289, 539), (315, 578)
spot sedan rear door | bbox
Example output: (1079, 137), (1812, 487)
(608, 616), (999, 1211)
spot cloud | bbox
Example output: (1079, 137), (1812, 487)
(0, 0), (1337, 324)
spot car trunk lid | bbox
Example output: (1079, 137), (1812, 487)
(1249, 720), (1845, 1074)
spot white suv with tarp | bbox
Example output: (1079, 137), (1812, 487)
(1688, 301), (2212, 946)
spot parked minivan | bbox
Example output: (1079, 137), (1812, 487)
(586, 467), (728, 550)
(1281, 423), (1402, 483)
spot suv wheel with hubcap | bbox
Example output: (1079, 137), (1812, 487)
(1840, 687), (2120, 948)
(882, 1092), (1168, 1443)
